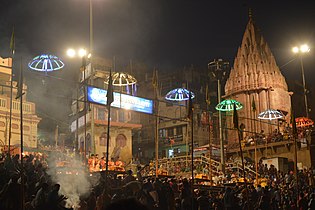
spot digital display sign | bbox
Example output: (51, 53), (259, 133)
(87, 86), (154, 114)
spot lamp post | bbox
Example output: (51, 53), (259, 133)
(67, 48), (91, 161)
(208, 59), (229, 175)
(292, 44), (310, 118)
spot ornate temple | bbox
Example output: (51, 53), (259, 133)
(224, 16), (291, 138)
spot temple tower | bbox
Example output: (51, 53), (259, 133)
(224, 16), (291, 139)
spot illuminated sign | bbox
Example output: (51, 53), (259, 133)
(87, 86), (153, 114)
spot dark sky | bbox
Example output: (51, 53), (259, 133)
(1, 0), (315, 131)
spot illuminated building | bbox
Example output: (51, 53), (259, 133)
(0, 56), (41, 151)
(70, 57), (142, 164)
(224, 16), (291, 138)
(135, 68), (212, 159)
(224, 16), (313, 169)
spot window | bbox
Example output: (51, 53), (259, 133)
(174, 148), (180, 154)
(159, 129), (166, 138)
(166, 102), (173, 107)
(119, 110), (125, 122)
(111, 110), (117, 122)
(13, 102), (19, 110)
(0, 99), (5, 107)
(176, 126), (183, 136)
(167, 127), (174, 137)
(23, 104), (31, 112)
(12, 124), (18, 129)
(97, 108), (105, 120)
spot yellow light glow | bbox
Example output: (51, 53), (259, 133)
(67, 49), (76, 57)
(292, 46), (299, 53)
(300, 44), (310, 53)
(78, 49), (87, 57)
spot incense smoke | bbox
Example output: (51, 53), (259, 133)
(47, 153), (99, 209)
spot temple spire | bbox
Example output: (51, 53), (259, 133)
(248, 8), (253, 20)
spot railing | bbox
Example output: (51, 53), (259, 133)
(157, 155), (259, 179)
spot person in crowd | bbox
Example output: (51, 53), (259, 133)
(122, 169), (136, 185)
(105, 198), (149, 210)
(32, 182), (49, 210)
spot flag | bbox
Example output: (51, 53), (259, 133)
(187, 91), (193, 119)
(205, 85), (211, 105)
(10, 27), (15, 55)
(106, 69), (114, 106)
(233, 103), (239, 129)
(16, 59), (23, 99)
(152, 69), (158, 88)
(290, 107), (297, 137)
(55, 125), (59, 147)
(252, 96), (256, 112)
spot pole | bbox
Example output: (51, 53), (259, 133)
(18, 57), (25, 210)
(105, 101), (111, 192)
(76, 87), (79, 154)
(89, 0), (93, 55)
(89, 0), (95, 155)
(207, 106), (213, 185)
(154, 90), (159, 178)
(55, 125), (59, 147)
(252, 101), (259, 184)
(190, 100), (194, 210)
(218, 79), (225, 174)
(83, 57), (87, 162)
(300, 56), (309, 118)
(237, 128), (249, 210)
(254, 118), (259, 184)
(8, 45), (15, 156)
(8, 67), (13, 156)
(294, 130), (299, 207)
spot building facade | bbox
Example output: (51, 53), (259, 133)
(70, 57), (142, 164)
(0, 56), (41, 151)
(134, 67), (212, 160)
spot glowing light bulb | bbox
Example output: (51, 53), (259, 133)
(78, 49), (87, 57)
(300, 44), (310, 53)
(292, 46), (299, 53)
(67, 49), (76, 57)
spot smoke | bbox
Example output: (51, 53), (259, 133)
(47, 152), (99, 209)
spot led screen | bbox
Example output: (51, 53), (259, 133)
(87, 86), (153, 114)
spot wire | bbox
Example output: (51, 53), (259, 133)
(36, 107), (70, 127)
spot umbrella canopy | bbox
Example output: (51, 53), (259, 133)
(215, 99), (243, 111)
(28, 54), (64, 72)
(165, 88), (195, 101)
(104, 72), (137, 86)
(295, 117), (314, 127)
(258, 109), (284, 120)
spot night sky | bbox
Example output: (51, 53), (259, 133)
(1, 0), (315, 134)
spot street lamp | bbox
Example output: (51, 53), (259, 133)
(208, 58), (229, 175)
(292, 44), (310, 118)
(67, 48), (91, 59)
(67, 48), (91, 161)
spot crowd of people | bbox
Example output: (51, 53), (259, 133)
(87, 155), (125, 173)
(0, 150), (315, 210)
(228, 126), (313, 150)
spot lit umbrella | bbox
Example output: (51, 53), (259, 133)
(258, 109), (284, 120)
(28, 54), (64, 73)
(215, 99), (243, 111)
(165, 88), (195, 101)
(104, 72), (137, 86)
(295, 117), (314, 128)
